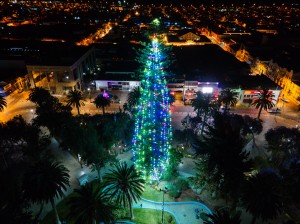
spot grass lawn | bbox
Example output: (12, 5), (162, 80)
(141, 184), (174, 202)
(41, 184), (176, 224)
(40, 192), (75, 224)
(130, 208), (176, 224)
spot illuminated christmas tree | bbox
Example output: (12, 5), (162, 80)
(132, 36), (172, 181)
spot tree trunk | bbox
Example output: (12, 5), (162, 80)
(50, 197), (61, 224)
(257, 105), (263, 119)
(201, 112), (207, 135)
(33, 203), (44, 223)
(197, 109), (200, 118)
(102, 106), (105, 114)
(129, 200), (134, 220)
(97, 169), (102, 183)
(93, 218), (96, 224)
(224, 102), (228, 114)
(76, 106), (80, 115)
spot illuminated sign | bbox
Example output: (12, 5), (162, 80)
(202, 87), (213, 93)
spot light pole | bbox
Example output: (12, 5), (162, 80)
(87, 88), (91, 102)
(160, 187), (168, 224)
(30, 109), (34, 121)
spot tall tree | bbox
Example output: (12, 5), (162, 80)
(241, 169), (284, 224)
(219, 88), (237, 114)
(67, 182), (116, 224)
(59, 117), (87, 166)
(132, 37), (172, 180)
(191, 92), (216, 135)
(28, 87), (52, 106)
(0, 115), (51, 169)
(0, 95), (7, 112)
(23, 160), (70, 224)
(251, 88), (275, 119)
(93, 93), (111, 114)
(103, 162), (145, 220)
(82, 122), (116, 183)
(66, 90), (85, 115)
(193, 113), (253, 204)
(204, 209), (241, 224)
(127, 87), (141, 111)
(265, 126), (300, 169)
(28, 89), (72, 137)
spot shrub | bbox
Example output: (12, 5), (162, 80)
(174, 178), (190, 191)
(168, 189), (181, 198)
(161, 168), (179, 181)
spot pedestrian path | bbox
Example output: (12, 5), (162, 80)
(133, 198), (212, 224)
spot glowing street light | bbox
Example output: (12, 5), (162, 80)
(30, 109), (34, 121)
(87, 88), (91, 102)
(160, 187), (168, 224)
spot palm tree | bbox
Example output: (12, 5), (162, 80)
(67, 182), (116, 224)
(66, 90), (85, 115)
(28, 87), (52, 105)
(219, 88), (238, 114)
(204, 208), (241, 224)
(23, 160), (70, 224)
(93, 94), (111, 114)
(241, 169), (284, 224)
(191, 92), (215, 135)
(168, 91), (175, 105)
(127, 87), (141, 110)
(251, 88), (275, 119)
(103, 162), (145, 220)
(0, 95), (7, 112)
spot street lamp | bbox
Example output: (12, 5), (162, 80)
(160, 187), (168, 224)
(30, 109), (34, 121)
(87, 88), (91, 102)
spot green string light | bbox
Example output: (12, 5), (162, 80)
(132, 37), (172, 181)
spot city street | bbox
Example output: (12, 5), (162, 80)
(2, 89), (299, 223)
(1, 89), (299, 130)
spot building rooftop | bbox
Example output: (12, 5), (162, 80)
(172, 45), (250, 79)
(220, 74), (282, 90)
(0, 40), (93, 67)
(0, 59), (27, 81)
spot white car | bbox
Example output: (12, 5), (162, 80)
(220, 106), (231, 110)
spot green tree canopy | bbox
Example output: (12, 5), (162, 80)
(193, 113), (253, 204)
(251, 88), (275, 119)
(28, 87), (52, 106)
(93, 93), (111, 114)
(67, 182), (117, 224)
(66, 90), (85, 115)
(219, 88), (238, 114)
(204, 209), (241, 224)
(23, 160), (70, 224)
(0, 95), (7, 111)
(103, 162), (145, 220)
(241, 169), (284, 223)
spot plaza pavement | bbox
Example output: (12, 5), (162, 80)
(4, 90), (298, 223)
(32, 108), (299, 222)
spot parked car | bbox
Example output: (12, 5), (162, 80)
(267, 108), (281, 113)
(220, 105), (231, 110)
(281, 98), (289, 103)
